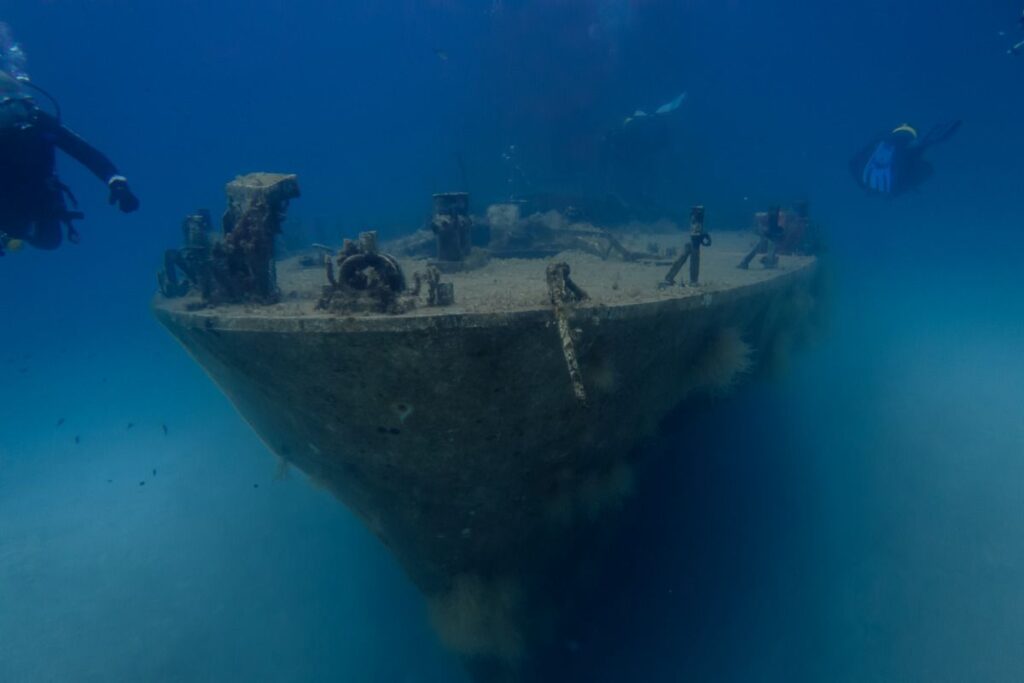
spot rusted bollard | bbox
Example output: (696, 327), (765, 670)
(662, 205), (712, 287)
(157, 209), (214, 298)
(687, 205), (709, 284)
(431, 192), (471, 265)
(738, 205), (781, 270)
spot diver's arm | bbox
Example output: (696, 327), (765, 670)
(37, 111), (119, 183)
(37, 111), (139, 212)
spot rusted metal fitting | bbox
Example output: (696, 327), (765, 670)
(662, 205), (711, 287)
(431, 192), (472, 265)
(546, 262), (589, 404)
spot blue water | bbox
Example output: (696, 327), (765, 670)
(2, 2), (1023, 681)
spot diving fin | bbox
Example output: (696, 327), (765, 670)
(655, 92), (687, 115)
(624, 110), (647, 125)
(919, 120), (962, 147)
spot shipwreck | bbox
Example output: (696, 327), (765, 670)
(153, 172), (822, 681)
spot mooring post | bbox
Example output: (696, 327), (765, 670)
(738, 206), (781, 270)
(217, 173), (301, 302)
(687, 205), (710, 285)
(661, 205), (711, 287)
(182, 209), (212, 249)
(762, 205), (781, 268)
(431, 192), (471, 266)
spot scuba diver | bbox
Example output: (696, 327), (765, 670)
(0, 24), (138, 256)
(850, 121), (962, 197)
(600, 92), (687, 220)
(1008, 9), (1024, 55)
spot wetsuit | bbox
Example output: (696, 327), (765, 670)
(0, 90), (131, 249)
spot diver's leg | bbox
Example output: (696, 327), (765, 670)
(0, 218), (31, 243)
(919, 120), (962, 147)
(0, 197), (33, 240)
(25, 216), (63, 250)
(24, 179), (70, 250)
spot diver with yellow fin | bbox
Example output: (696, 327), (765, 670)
(851, 121), (962, 196)
(0, 23), (138, 257)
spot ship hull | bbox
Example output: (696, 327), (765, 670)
(154, 261), (820, 679)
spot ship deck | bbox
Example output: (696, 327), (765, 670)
(154, 231), (815, 324)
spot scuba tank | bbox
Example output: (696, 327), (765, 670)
(0, 21), (59, 131)
(0, 70), (62, 132)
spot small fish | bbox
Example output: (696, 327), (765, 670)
(161, 424), (168, 436)
(139, 481), (145, 486)
(152, 468), (157, 476)
(106, 479), (112, 484)
(434, 48), (449, 62)
(56, 418), (65, 428)
(74, 436), (80, 445)
(253, 483), (260, 489)
(126, 423), (134, 431)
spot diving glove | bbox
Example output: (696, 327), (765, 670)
(108, 175), (140, 213)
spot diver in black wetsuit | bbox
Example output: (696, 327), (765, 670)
(850, 121), (962, 197)
(0, 67), (138, 255)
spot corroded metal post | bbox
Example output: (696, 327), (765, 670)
(738, 206), (781, 270)
(217, 173), (301, 302)
(155, 174), (300, 305)
(546, 262), (589, 404)
(687, 205), (708, 285)
(661, 205), (712, 287)
(431, 192), (471, 265)
(158, 209), (214, 299)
